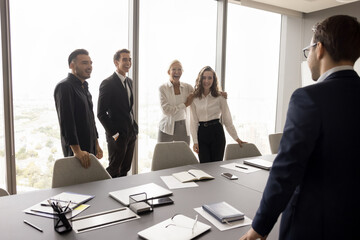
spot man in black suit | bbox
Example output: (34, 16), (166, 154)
(240, 15), (360, 240)
(98, 49), (138, 178)
(54, 49), (103, 168)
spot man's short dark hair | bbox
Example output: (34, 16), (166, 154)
(312, 15), (360, 63)
(68, 49), (89, 66)
(113, 49), (130, 62)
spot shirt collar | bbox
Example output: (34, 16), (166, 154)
(69, 73), (88, 88)
(115, 71), (126, 83)
(317, 65), (354, 83)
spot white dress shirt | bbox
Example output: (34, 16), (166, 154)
(190, 93), (239, 144)
(115, 71), (131, 106)
(159, 81), (194, 135)
(317, 65), (354, 83)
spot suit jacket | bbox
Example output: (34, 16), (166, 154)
(97, 72), (138, 139)
(252, 70), (360, 240)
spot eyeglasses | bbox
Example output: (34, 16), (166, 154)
(165, 214), (198, 234)
(302, 42), (317, 58)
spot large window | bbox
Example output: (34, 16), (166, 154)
(138, 0), (217, 172)
(225, 4), (281, 154)
(10, 0), (128, 192)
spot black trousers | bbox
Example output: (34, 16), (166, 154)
(106, 129), (137, 178)
(198, 122), (226, 163)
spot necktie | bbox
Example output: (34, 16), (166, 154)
(124, 78), (134, 123)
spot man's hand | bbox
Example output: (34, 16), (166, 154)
(70, 145), (90, 168)
(236, 138), (247, 147)
(75, 150), (90, 168)
(193, 143), (199, 153)
(239, 228), (267, 240)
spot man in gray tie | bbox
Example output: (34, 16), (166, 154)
(97, 49), (138, 177)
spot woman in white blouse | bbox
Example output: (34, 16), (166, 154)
(158, 60), (194, 145)
(190, 66), (245, 163)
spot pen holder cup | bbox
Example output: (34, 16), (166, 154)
(54, 210), (72, 233)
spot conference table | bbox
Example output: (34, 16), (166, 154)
(0, 154), (279, 240)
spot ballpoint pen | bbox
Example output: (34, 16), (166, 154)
(235, 165), (248, 170)
(23, 220), (43, 232)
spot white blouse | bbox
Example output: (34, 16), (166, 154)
(159, 81), (194, 135)
(190, 93), (239, 144)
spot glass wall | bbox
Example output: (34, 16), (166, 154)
(225, 4), (281, 154)
(9, 0), (128, 191)
(138, 0), (218, 173)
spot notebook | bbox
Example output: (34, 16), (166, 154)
(138, 214), (211, 240)
(243, 158), (273, 170)
(172, 169), (214, 183)
(109, 183), (172, 206)
(202, 201), (244, 223)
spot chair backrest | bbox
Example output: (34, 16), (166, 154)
(0, 188), (9, 197)
(52, 154), (111, 188)
(151, 141), (199, 171)
(269, 133), (283, 154)
(224, 143), (262, 160)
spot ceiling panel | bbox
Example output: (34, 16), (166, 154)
(241, 0), (359, 13)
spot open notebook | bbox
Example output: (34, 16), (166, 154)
(172, 169), (214, 183)
(138, 214), (211, 240)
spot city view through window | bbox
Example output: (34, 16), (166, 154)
(3, 0), (280, 192)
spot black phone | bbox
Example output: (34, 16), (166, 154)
(221, 172), (238, 180)
(148, 197), (174, 206)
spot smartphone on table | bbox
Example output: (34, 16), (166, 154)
(148, 197), (174, 206)
(221, 172), (238, 180)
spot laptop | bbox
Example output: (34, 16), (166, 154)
(109, 183), (172, 206)
(243, 158), (273, 170)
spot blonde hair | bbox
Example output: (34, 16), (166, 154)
(168, 60), (183, 74)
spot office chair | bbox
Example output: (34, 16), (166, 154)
(151, 141), (199, 171)
(52, 154), (111, 188)
(224, 143), (262, 160)
(0, 187), (9, 197)
(268, 133), (283, 154)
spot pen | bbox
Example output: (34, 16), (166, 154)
(23, 220), (43, 232)
(235, 165), (248, 170)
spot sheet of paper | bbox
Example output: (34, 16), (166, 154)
(220, 163), (260, 173)
(160, 176), (198, 189)
(194, 207), (252, 231)
(24, 204), (90, 219)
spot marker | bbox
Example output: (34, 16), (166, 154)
(235, 165), (248, 170)
(24, 220), (43, 232)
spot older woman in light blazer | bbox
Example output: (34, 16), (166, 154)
(158, 60), (194, 145)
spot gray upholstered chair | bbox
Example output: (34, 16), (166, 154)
(0, 188), (9, 197)
(151, 141), (199, 171)
(224, 143), (262, 160)
(52, 154), (111, 188)
(269, 133), (283, 154)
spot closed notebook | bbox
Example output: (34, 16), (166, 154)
(202, 201), (244, 223)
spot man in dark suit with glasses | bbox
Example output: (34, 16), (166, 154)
(240, 15), (360, 240)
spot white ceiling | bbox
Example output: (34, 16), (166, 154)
(239, 0), (359, 13)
